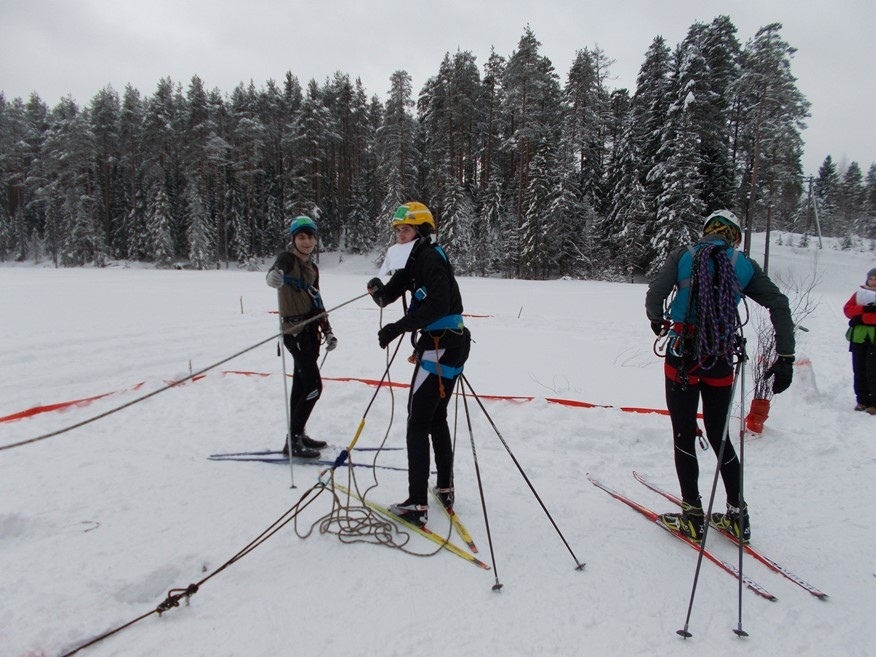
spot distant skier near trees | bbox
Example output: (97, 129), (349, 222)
(645, 210), (795, 544)
(266, 216), (338, 459)
(843, 267), (876, 414)
(366, 202), (471, 528)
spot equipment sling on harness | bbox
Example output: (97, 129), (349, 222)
(283, 274), (325, 310)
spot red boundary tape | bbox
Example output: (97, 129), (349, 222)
(1, 371), (687, 423)
(0, 383), (145, 423)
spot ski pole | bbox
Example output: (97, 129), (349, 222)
(277, 290), (296, 489)
(676, 342), (747, 638)
(733, 342), (749, 638)
(458, 383), (504, 590)
(460, 375), (586, 571)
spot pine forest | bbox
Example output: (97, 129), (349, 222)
(1, 18), (874, 278)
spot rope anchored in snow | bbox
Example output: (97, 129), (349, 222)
(57, 482), (328, 657)
(155, 583), (200, 615)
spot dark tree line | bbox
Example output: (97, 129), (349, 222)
(1, 19), (874, 277)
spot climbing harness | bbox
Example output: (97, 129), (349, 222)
(282, 273), (325, 310)
(657, 241), (749, 372)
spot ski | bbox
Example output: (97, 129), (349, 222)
(207, 454), (408, 472)
(429, 487), (478, 554)
(333, 483), (490, 571)
(632, 471), (828, 600)
(587, 474), (777, 601)
(209, 446), (400, 458)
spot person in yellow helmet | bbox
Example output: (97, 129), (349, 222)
(366, 202), (471, 527)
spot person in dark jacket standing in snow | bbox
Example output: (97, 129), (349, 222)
(645, 210), (795, 544)
(366, 202), (471, 528)
(843, 267), (876, 414)
(266, 216), (338, 459)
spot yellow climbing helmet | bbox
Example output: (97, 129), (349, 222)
(391, 202), (435, 230)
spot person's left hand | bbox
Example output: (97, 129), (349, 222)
(378, 323), (403, 349)
(766, 355), (794, 394)
(325, 332), (338, 351)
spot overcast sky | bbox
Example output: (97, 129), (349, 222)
(1, 0), (873, 177)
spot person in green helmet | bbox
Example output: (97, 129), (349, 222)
(266, 216), (338, 458)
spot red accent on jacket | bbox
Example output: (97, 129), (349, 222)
(844, 293), (876, 326)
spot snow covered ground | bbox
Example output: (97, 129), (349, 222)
(2, 234), (875, 657)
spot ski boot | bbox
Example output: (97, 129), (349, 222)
(711, 502), (750, 543)
(659, 500), (705, 543)
(388, 500), (428, 528)
(299, 434), (327, 449)
(281, 434), (320, 459)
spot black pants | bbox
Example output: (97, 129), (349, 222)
(405, 329), (471, 505)
(850, 341), (876, 406)
(284, 326), (322, 436)
(665, 355), (741, 508)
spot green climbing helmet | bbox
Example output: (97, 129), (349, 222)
(287, 216), (318, 237)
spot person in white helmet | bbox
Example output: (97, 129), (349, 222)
(645, 210), (795, 544)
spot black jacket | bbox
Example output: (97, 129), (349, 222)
(372, 238), (463, 333)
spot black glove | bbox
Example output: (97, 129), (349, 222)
(367, 277), (384, 294)
(849, 316), (863, 327)
(765, 355), (794, 394)
(378, 322), (403, 349)
(367, 277), (386, 307)
(650, 320), (669, 336)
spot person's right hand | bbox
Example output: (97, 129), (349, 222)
(650, 320), (669, 336)
(367, 277), (384, 294)
(367, 277), (386, 307)
(266, 269), (283, 288)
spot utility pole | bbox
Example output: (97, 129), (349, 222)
(805, 176), (824, 249)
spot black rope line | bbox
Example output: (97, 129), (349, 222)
(58, 482), (328, 657)
(1, 293), (369, 452)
